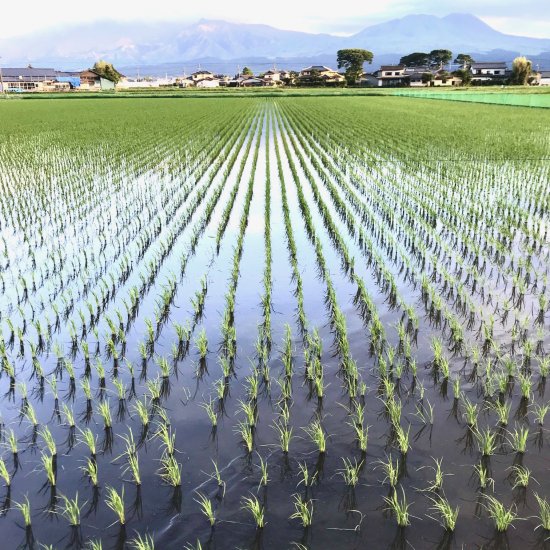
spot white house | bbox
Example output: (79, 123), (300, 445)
(377, 65), (409, 87)
(196, 78), (220, 88)
(538, 70), (550, 86)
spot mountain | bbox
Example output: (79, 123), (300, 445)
(349, 14), (550, 55)
(0, 14), (549, 71)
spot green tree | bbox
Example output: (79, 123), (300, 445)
(242, 67), (253, 76)
(453, 68), (472, 85)
(337, 48), (374, 84)
(422, 72), (434, 84)
(92, 60), (123, 83)
(510, 56), (532, 85)
(454, 53), (474, 68)
(400, 52), (430, 67)
(429, 49), (453, 69)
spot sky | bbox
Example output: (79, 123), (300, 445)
(2, 0), (549, 39)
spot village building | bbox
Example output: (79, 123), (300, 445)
(469, 62), (508, 83)
(79, 70), (116, 91)
(0, 67), (69, 92)
(298, 65), (345, 86)
(376, 65), (409, 87)
(191, 70), (214, 83)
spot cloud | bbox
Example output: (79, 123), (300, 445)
(1, 0), (548, 39)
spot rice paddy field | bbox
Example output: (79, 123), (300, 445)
(0, 95), (549, 549)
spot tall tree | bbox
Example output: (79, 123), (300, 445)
(454, 53), (474, 68)
(337, 49), (374, 84)
(92, 60), (123, 83)
(510, 56), (532, 85)
(429, 49), (453, 69)
(400, 52), (430, 67)
(242, 67), (253, 76)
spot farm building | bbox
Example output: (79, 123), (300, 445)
(79, 70), (116, 91)
(0, 67), (69, 92)
(537, 70), (550, 86)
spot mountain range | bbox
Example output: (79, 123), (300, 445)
(1, 14), (549, 74)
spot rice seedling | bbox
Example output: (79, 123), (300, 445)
(98, 400), (112, 429)
(511, 465), (532, 489)
(338, 457), (363, 487)
(195, 329), (208, 359)
(508, 425), (529, 453)
(302, 419), (327, 453)
(483, 495), (517, 532)
(475, 427), (497, 457)
(158, 453), (182, 486)
(0, 458), (11, 487)
(194, 493), (216, 527)
(428, 494), (459, 531)
(534, 493), (550, 532)
(81, 457), (99, 486)
(129, 533), (155, 550)
(105, 486), (126, 525)
(376, 455), (400, 488)
(58, 493), (83, 525)
(201, 398), (218, 427)
(289, 494), (314, 527)
(236, 422), (254, 454)
(241, 494), (265, 528)
(384, 486), (411, 527)
(272, 422), (293, 454)
(41, 452), (56, 487)
(15, 496), (32, 527)
(473, 463), (494, 491)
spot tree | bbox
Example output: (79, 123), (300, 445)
(242, 67), (253, 76)
(429, 49), (453, 69)
(510, 56), (532, 85)
(92, 60), (123, 84)
(337, 48), (374, 84)
(400, 52), (430, 67)
(453, 68), (471, 86)
(422, 72), (434, 84)
(454, 53), (474, 68)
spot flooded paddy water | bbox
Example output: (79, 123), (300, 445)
(0, 96), (549, 549)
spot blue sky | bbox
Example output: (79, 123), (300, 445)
(3, 0), (549, 39)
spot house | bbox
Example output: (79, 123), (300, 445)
(298, 65), (345, 86)
(79, 70), (116, 91)
(377, 65), (409, 87)
(358, 73), (378, 87)
(470, 62), (507, 76)
(191, 70), (214, 83)
(537, 70), (550, 86)
(470, 62), (508, 84)
(176, 77), (195, 88)
(240, 77), (264, 87)
(0, 67), (66, 92)
(263, 69), (281, 83)
(196, 78), (220, 88)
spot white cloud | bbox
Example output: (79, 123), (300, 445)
(1, 0), (548, 39)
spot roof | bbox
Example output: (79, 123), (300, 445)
(380, 65), (405, 71)
(539, 70), (550, 78)
(264, 70), (280, 75)
(471, 62), (506, 69)
(2, 67), (57, 79)
(302, 65), (333, 72)
(192, 70), (213, 75)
